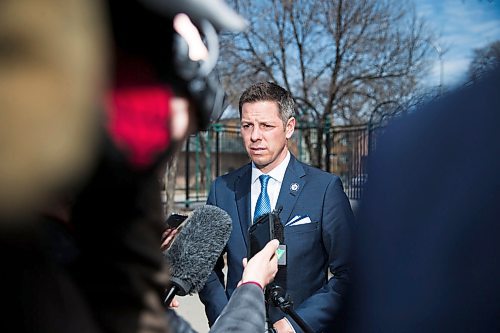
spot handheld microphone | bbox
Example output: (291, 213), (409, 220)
(163, 204), (232, 305)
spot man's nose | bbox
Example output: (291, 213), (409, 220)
(250, 126), (262, 141)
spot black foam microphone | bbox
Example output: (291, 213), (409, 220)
(163, 205), (232, 305)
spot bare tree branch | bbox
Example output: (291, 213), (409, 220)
(219, 0), (435, 167)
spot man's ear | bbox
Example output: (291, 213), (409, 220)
(285, 117), (296, 139)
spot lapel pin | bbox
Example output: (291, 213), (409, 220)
(290, 183), (299, 192)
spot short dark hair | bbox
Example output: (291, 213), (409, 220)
(238, 82), (295, 124)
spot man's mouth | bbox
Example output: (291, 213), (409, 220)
(250, 147), (267, 155)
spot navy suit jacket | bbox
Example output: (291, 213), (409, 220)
(199, 154), (354, 332)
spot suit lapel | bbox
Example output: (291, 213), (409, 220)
(276, 155), (306, 225)
(235, 164), (252, 248)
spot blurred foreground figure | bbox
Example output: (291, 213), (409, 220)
(0, 0), (276, 332)
(0, 1), (108, 331)
(349, 69), (500, 332)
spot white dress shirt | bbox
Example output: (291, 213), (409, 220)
(250, 151), (290, 222)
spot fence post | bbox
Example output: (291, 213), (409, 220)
(195, 135), (200, 201)
(185, 136), (190, 209)
(213, 123), (222, 177)
(297, 126), (303, 161)
(324, 116), (332, 173)
(205, 131), (211, 199)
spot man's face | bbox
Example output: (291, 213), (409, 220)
(240, 101), (295, 173)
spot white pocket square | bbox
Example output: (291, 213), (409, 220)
(288, 216), (312, 226)
(285, 215), (301, 226)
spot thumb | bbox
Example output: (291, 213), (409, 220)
(261, 239), (280, 258)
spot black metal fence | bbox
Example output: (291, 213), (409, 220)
(175, 122), (385, 207)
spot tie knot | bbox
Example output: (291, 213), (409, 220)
(259, 174), (270, 189)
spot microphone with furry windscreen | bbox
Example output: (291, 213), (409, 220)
(163, 205), (232, 306)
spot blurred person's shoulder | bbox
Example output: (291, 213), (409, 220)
(376, 68), (500, 157)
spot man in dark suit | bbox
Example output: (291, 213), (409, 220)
(348, 69), (500, 332)
(199, 82), (355, 332)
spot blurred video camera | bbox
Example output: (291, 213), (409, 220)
(103, 0), (248, 169)
(107, 0), (247, 131)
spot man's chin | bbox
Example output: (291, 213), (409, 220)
(251, 158), (270, 169)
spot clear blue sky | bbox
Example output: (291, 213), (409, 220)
(415, 0), (500, 87)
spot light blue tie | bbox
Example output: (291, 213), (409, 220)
(254, 174), (271, 222)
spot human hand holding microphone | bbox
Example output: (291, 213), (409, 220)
(165, 238), (279, 310)
(163, 205), (279, 307)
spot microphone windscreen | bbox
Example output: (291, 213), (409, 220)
(164, 205), (232, 295)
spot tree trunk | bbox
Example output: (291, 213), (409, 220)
(162, 152), (179, 217)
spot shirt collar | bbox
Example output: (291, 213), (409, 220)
(251, 151), (290, 185)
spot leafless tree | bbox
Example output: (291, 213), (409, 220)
(218, 0), (435, 167)
(162, 156), (178, 217)
(467, 40), (500, 83)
